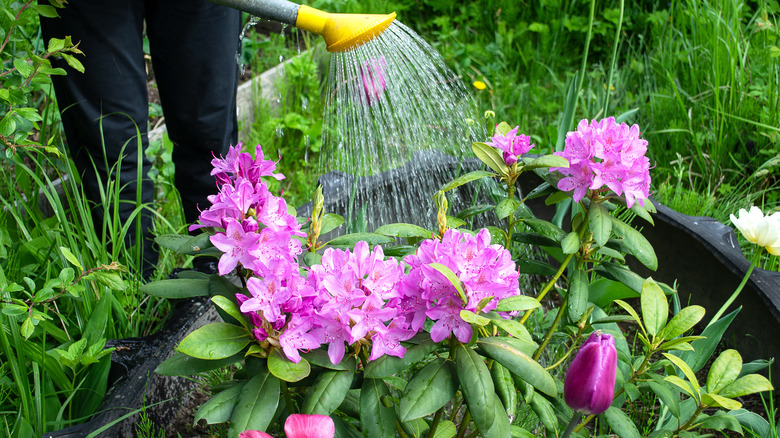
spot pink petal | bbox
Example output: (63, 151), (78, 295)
(239, 430), (274, 438)
(284, 414), (335, 438)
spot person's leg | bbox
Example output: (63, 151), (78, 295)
(41, 2), (158, 275)
(146, 0), (242, 225)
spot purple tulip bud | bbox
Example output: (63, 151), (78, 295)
(564, 331), (617, 415)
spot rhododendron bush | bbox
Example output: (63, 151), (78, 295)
(143, 118), (772, 438)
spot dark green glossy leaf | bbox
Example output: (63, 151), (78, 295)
(491, 362), (517, 419)
(496, 295), (541, 312)
(589, 202), (612, 247)
(193, 382), (245, 425)
(603, 406), (640, 438)
(567, 269), (588, 323)
(477, 337), (556, 396)
(178, 323), (250, 360)
(399, 358), (458, 421)
(320, 213), (345, 234)
(268, 348), (310, 382)
(456, 345), (495, 433)
(610, 217), (657, 271)
(141, 278), (210, 299)
(302, 361), (355, 415)
(520, 154), (568, 171)
(360, 378), (396, 438)
(228, 369), (280, 438)
(473, 142), (509, 175)
(440, 170), (497, 193)
(496, 198), (521, 220)
(156, 351), (244, 376)
(374, 223), (435, 239)
(326, 233), (394, 247)
(512, 232), (559, 248)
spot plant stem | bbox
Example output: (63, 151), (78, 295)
(395, 420), (410, 438)
(707, 250), (761, 327)
(427, 407), (445, 438)
(534, 294), (568, 361)
(455, 410), (472, 438)
(280, 380), (294, 414)
(519, 252), (575, 324)
(562, 412), (583, 438)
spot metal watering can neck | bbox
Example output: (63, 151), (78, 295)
(208, 0), (396, 52)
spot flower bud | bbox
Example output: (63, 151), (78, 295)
(564, 331), (617, 415)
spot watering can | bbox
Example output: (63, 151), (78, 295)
(209, 0), (396, 52)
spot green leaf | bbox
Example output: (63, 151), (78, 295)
(483, 315), (537, 351)
(155, 351), (244, 376)
(61, 53), (84, 73)
(495, 198), (521, 220)
(440, 170), (496, 192)
(676, 307), (740, 373)
(228, 369), (280, 438)
(428, 263), (466, 304)
(719, 374), (774, 398)
(326, 233), (394, 247)
(20, 317), (34, 339)
(32, 4), (58, 18)
(560, 231), (580, 254)
(491, 362), (517, 419)
(431, 420), (457, 438)
(483, 393), (510, 438)
(588, 202), (612, 247)
(521, 218), (567, 241)
(520, 154), (569, 171)
(399, 358), (458, 421)
(456, 204), (495, 220)
(603, 406), (641, 438)
(193, 382), (245, 425)
(365, 339), (436, 378)
(529, 393), (558, 435)
(630, 202), (654, 225)
(664, 353), (701, 396)
(610, 217), (657, 271)
(155, 233), (213, 255)
(374, 223), (434, 238)
(706, 349), (741, 394)
(517, 260), (558, 276)
(302, 363), (355, 415)
(211, 295), (248, 329)
(641, 278), (668, 337)
(697, 411), (743, 435)
(729, 409), (770, 438)
(701, 393), (742, 411)
(1, 304), (28, 316)
(300, 348), (353, 371)
(178, 323), (250, 360)
(268, 348), (310, 382)
(141, 278), (210, 298)
(13, 58), (34, 78)
(665, 375), (697, 399)
(360, 379), (396, 438)
(472, 142), (509, 175)
(320, 213), (345, 235)
(460, 309), (490, 326)
(613, 299), (643, 329)
(59, 246), (83, 271)
(512, 232), (559, 248)
(646, 378), (680, 418)
(567, 269), (588, 322)
(456, 345), (495, 434)
(496, 295), (541, 312)
(477, 337), (556, 396)
(658, 306), (705, 341)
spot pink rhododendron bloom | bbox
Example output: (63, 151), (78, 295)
(401, 228), (521, 343)
(564, 331), (617, 415)
(487, 125), (535, 165)
(239, 414), (335, 438)
(209, 219), (262, 275)
(279, 317), (321, 363)
(552, 117), (651, 207)
(360, 57), (386, 106)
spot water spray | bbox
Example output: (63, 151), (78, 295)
(208, 0), (396, 52)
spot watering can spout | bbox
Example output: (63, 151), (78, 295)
(208, 0), (396, 52)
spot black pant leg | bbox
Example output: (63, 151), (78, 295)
(40, 1), (158, 273)
(145, 0), (242, 225)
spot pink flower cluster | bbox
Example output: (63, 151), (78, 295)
(196, 145), (523, 364)
(399, 229), (520, 343)
(487, 125), (535, 166)
(551, 117), (651, 207)
(190, 143), (305, 278)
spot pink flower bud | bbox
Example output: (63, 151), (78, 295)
(564, 331), (617, 415)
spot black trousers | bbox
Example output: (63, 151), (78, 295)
(41, 0), (242, 273)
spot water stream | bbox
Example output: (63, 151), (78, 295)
(319, 21), (486, 232)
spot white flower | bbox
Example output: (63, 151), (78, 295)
(730, 206), (780, 256)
